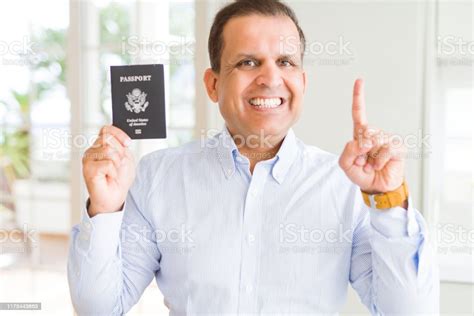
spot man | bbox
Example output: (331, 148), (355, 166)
(68, 0), (439, 314)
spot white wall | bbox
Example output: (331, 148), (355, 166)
(292, 1), (425, 208)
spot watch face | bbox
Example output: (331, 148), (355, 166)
(111, 64), (167, 139)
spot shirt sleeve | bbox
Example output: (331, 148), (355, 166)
(349, 190), (440, 315)
(67, 156), (161, 315)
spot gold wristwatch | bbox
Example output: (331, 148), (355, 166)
(361, 180), (409, 210)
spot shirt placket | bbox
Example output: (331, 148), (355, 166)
(237, 163), (268, 313)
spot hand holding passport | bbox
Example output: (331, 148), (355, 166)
(111, 64), (167, 139)
(83, 64), (168, 217)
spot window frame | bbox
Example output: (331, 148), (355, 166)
(421, 0), (473, 284)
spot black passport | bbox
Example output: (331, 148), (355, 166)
(111, 64), (167, 139)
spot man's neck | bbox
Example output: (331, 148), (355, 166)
(240, 146), (281, 174)
(228, 129), (286, 174)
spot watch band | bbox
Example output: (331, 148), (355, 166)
(361, 180), (409, 209)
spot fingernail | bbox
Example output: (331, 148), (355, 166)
(124, 139), (131, 147)
(363, 141), (372, 148)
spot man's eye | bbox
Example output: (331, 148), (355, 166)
(279, 59), (293, 67)
(238, 59), (257, 67)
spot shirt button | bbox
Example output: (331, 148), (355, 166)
(245, 284), (253, 293)
(80, 234), (89, 241)
(249, 189), (257, 197)
(247, 234), (255, 243)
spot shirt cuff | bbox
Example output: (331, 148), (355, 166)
(77, 199), (124, 257)
(368, 197), (420, 238)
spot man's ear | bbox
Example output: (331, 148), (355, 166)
(203, 68), (219, 103)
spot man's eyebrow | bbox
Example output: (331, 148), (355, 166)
(278, 54), (300, 60)
(232, 53), (258, 60)
(232, 53), (300, 60)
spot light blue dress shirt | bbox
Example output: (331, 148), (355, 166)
(68, 127), (439, 315)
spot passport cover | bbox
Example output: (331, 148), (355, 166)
(111, 64), (167, 139)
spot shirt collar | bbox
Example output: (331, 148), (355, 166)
(215, 125), (299, 184)
(271, 128), (298, 184)
(215, 125), (239, 179)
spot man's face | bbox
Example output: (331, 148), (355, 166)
(205, 14), (307, 143)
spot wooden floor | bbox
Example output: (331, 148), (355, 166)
(0, 233), (168, 315)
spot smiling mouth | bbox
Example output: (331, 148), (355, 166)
(248, 97), (285, 109)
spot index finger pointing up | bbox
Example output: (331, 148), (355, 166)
(352, 78), (368, 139)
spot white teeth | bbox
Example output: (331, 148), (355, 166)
(249, 98), (282, 108)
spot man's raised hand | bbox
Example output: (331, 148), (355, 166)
(338, 79), (406, 194)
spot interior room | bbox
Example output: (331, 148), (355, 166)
(0, 0), (472, 314)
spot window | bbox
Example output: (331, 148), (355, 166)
(0, 0), (72, 313)
(0, 2), (70, 238)
(425, 1), (473, 283)
(0, 1), (196, 314)
(68, 0), (197, 312)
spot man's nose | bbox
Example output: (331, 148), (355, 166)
(255, 62), (283, 88)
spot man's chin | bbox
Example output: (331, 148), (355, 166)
(247, 123), (290, 140)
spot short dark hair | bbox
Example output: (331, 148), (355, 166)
(208, 0), (306, 73)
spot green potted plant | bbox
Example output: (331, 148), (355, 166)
(0, 91), (30, 224)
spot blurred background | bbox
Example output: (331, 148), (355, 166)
(0, 0), (471, 315)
